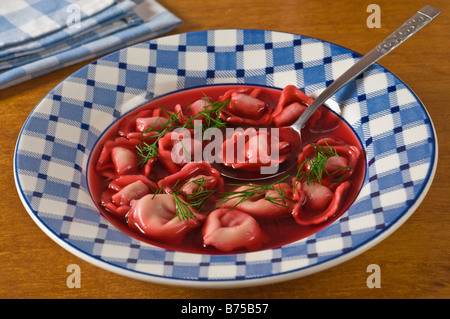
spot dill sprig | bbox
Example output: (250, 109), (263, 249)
(135, 97), (230, 166)
(172, 176), (217, 221)
(134, 104), (183, 167)
(294, 140), (352, 186)
(188, 95), (229, 131)
(158, 104), (185, 128)
(173, 192), (198, 221)
(135, 128), (168, 167)
(264, 182), (294, 208)
(182, 176), (216, 211)
(216, 175), (293, 209)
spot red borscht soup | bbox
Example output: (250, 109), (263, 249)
(88, 85), (365, 254)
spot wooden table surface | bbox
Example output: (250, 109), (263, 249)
(1, 0), (449, 299)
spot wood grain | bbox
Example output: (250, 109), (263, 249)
(1, 0), (449, 299)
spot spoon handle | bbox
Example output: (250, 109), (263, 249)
(292, 5), (440, 131)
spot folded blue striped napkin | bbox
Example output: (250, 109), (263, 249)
(0, 0), (181, 89)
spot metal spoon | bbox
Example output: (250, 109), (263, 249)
(216, 5), (440, 181)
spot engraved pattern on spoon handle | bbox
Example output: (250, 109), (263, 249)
(292, 5), (440, 131)
(376, 5), (440, 54)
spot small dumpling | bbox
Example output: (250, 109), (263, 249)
(127, 194), (205, 245)
(202, 208), (269, 252)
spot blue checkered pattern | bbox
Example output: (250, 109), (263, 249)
(0, 0), (182, 89)
(0, 0), (116, 48)
(14, 29), (436, 287)
(0, 0), (141, 68)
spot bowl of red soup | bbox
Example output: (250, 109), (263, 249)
(15, 30), (437, 287)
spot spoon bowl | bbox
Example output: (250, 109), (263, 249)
(211, 126), (302, 181)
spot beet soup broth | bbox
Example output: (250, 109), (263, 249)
(88, 85), (366, 254)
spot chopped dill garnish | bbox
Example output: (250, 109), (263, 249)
(158, 104), (185, 129)
(264, 181), (294, 208)
(216, 175), (293, 209)
(135, 97), (230, 166)
(135, 128), (168, 167)
(172, 176), (217, 220)
(293, 139), (352, 186)
(173, 192), (197, 221)
(183, 176), (216, 210)
(188, 95), (229, 132)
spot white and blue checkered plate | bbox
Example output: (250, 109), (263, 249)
(14, 29), (437, 288)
